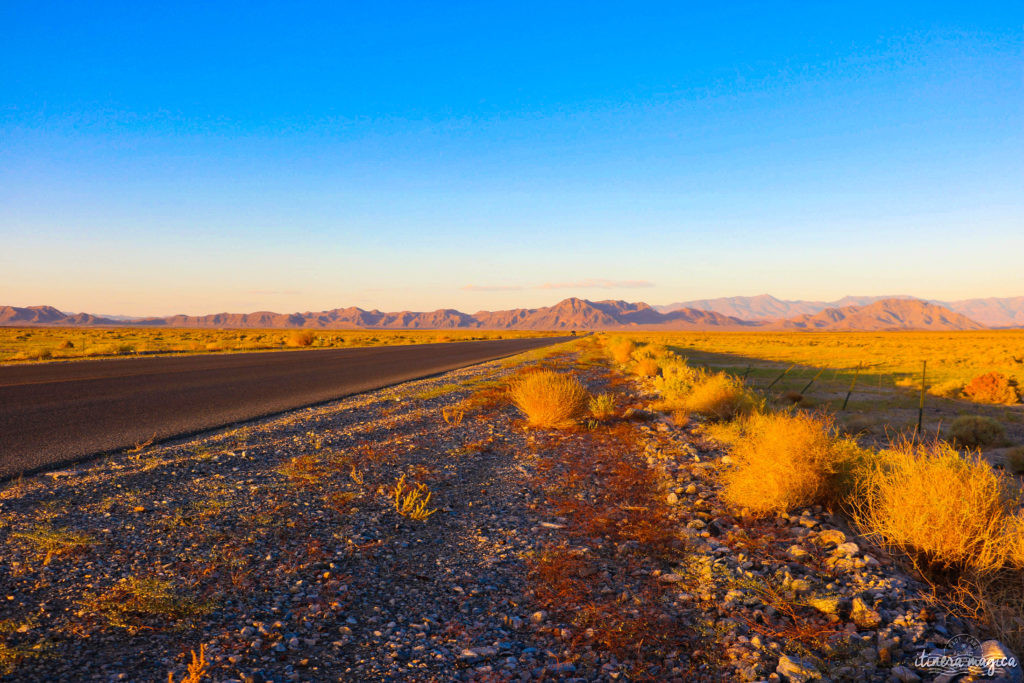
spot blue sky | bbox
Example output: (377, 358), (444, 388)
(2, 1), (1022, 315)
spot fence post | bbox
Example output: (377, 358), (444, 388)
(799, 368), (826, 396)
(915, 360), (927, 441)
(841, 363), (862, 411)
(766, 364), (796, 391)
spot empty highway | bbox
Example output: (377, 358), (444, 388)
(0, 336), (569, 478)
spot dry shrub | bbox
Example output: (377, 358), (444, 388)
(288, 330), (316, 347)
(928, 379), (964, 399)
(720, 412), (862, 516)
(851, 439), (1022, 573)
(1005, 446), (1024, 475)
(509, 370), (589, 428)
(680, 372), (760, 421)
(947, 415), (1006, 449)
(963, 372), (1020, 405)
(651, 359), (700, 402)
(634, 357), (660, 377)
(588, 392), (616, 420)
(608, 338), (635, 364)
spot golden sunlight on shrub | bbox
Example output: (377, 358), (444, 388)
(633, 357), (660, 377)
(608, 338), (635, 364)
(851, 439), (1022, 573)
(588, 392), (616, 420)
(963, 372), (1020, 405)
(680, 372), (760, 421)
(927, 379), (964, 399)
(288, 330), (316, 347)
(509, 370), (589, 428)
(720, 412), (862, 516)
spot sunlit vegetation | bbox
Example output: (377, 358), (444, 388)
(0, 327), (554, 363)
(391, 474), (437, 520)
(623, 330), (1024, 405)
(719, 412), (863, 516)
(509, 369), (590, 428)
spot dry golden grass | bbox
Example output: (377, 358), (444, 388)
(651, 359), (700, 404)
(851, 439), (1022, 573)
(287, 330), (316, 347)
(608, 338), (635, 364)
(633, 357), (660, 377)
(588, 392), (616, 420)
(947, 415), (1006, 448)
(679, 372), (760, 421)
(720, 412), (863, 516)
(0, 327), (552, 364)
(509, 370), (589, 428)
(927, 379), (964, 398)
(618, 330), (1024, 403)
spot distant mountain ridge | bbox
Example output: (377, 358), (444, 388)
(0, 299), (750, 331)
(658, 295), (1024, 328)
(780, 299), (985, 331)
(0, 296), (1008, 331)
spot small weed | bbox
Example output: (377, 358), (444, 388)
(588, 393), (616, 420)
(167, 644), (209, 683)
(11, 524), (95, 566)
(391, 475), (437, 520)
(441, 404), (465, 426)
(78, 577), (213, 631)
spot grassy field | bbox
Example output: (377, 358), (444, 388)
(622, 330), (1024, 388)
(0, 327), (555, 364)
(604, 330), (1024, 448)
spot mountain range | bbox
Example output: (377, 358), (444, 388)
(657, 294), (1024, 328)
(2, 295), (1021, 331)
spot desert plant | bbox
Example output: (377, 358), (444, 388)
(441, 404), (465, 426)
(168, 644), (209, 683)
(651, 359), (700, 403)
(947, 415), (1006, 449)
(392, 475), (437, 520)
(11, 524), (94, 566)
(288, 330), (316, 347)
(851, 439), (1021, 573)
(79, 577), (213, 630)
(963, 372), (1020, 405)
(928, 379), (964, 399)
(1004, 446), (1024, 475)
(720, 412), (864, 516)
(634, 357), (660, 377)
(509, 370), (589, 428)
(608, 338), (636, 364)
(680, 372), (760, 421)
(588, 392), (616, 420)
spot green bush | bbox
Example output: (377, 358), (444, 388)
(948, 415), (1006, 449)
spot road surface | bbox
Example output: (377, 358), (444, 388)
(0, 336), (570, 478)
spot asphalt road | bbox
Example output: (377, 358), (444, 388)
(0, 336), (570, 478)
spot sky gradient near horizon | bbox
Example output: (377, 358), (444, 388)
(2, 2), (1022, 316)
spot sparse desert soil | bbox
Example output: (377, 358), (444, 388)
(0, 342), (1005, 681)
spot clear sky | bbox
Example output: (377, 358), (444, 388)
(2, 2), (1022, 316)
